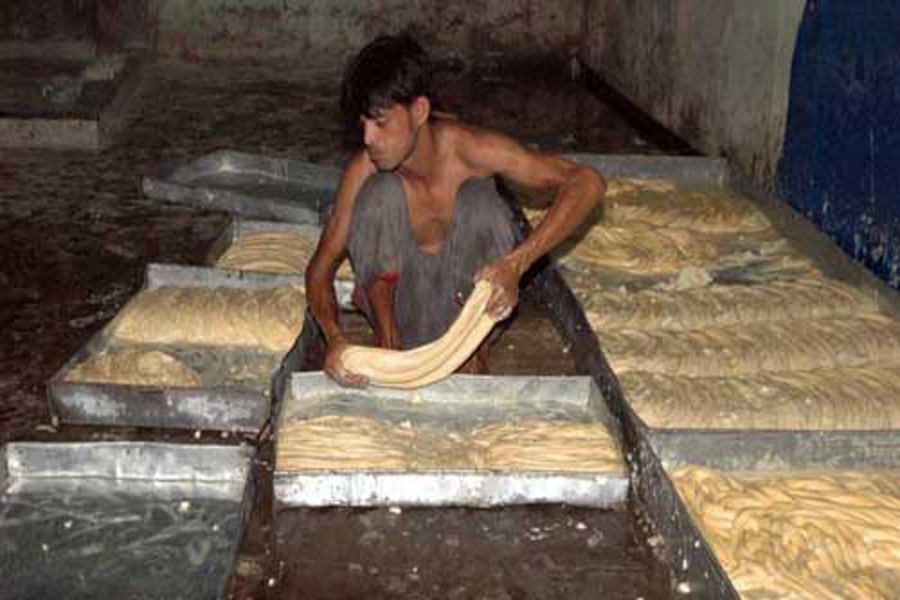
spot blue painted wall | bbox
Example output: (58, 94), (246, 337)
(777, 0), (900, 287)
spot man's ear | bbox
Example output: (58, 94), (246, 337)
(411, 96), (431, 128)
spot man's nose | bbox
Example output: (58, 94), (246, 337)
(363, 122), (377, 147)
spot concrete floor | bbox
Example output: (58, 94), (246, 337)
(1, 57), (678, 598)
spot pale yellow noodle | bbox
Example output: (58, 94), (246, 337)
(620, 365), (900, 430)
(338, 281), (497, 389)
(216, 230), (354, 278)
(66, 350), (201, 387)
(673, 466), (900, 600)
(111, 285), (305, 352)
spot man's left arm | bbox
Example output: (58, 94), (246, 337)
(459, 127), (606, 319)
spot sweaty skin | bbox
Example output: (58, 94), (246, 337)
(306, 96), (605, 386)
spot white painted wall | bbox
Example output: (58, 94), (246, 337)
(584, 0), (805, 187)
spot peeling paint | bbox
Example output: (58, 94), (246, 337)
(778, 0), (900, 289)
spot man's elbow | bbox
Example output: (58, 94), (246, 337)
(304, 260), (317, 290)
(578, 165), (606, 206)
(305, 258), (328, 296)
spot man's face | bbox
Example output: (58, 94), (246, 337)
(361, 103), (418, 171)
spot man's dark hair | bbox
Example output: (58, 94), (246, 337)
(341, 34), (433, 124)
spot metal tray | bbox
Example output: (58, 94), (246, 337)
(567, 153), (727, 188)
(631, 424), (900, 600)
(142, 150), (341, 224)
(206, 217), (356, 309)
(627, 399), (900, 470)
(48, 263), (306, 433)
(206, 218), (323, 267)
(564, 156), (900, 444)
(0, 53), (146, 150)
(0, 441), (254, 600)
(548, 153), (900, 300)
(531, 154), (900, 441)
(273, 372), (628, 508)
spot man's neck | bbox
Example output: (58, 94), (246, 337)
(398, 123), (438, 182)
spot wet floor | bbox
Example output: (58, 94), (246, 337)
(275, 504), (670, 600)
(1, 56), (683, 598)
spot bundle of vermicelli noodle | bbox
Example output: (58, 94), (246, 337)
(673, 466), (900, 600)
(338, 280), (498, 389)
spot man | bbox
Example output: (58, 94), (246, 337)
(306, 34), (605, 386)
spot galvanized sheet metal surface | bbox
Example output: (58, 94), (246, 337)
(0, 442), (254, 600)
(567, 153), (727, 188)
(142, 150), (340, 224)
(4, 441), (253, 482)
(274, 373), (627, 508)
(204, 218), (355, 308)
(275, 471), (628, 508)
(48, 263), (306, 432)
(649, 428), (900, 473)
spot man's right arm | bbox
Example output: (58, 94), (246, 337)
(305, 153), (375, 364)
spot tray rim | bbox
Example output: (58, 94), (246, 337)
(47, 263), (307, 433)
(141, 149), (342, 225)
(273, 371), (628, 507)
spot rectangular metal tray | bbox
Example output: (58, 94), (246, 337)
(0, 441), (254, 600)
(0, 53), (146, 150)
(274, 372), (628, 508)
(142, 150), (341, 224)
(206, 217), (356, 309)
(634, 407), (900, 469)
(566, 154), (900, 310)
(577, 158), (900, 436)
(550, 153), (900, 441)
(206, 217), (324, 266)
(631, 423), (900, 600)
(567, 153), (727, 188)
(48, 263), (306, 433)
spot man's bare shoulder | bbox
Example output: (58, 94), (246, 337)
(327, 150), (377, 226)
(434, 118), (505, 146)
(435, 120), (530, 178)
(434, 120), (520, 169)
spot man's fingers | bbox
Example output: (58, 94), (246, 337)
(492, 303), (512, 320)
(329, 366), (368, 388)
(344, 372), (369, 388)
(486, 287), (515, 320)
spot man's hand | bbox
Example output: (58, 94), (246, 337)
(324, 336), (369, 388)
(475, 255), (523, 321)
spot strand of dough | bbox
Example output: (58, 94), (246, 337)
(277, 415), (410, 470)
(673, 466), (900, 600)
(606, 189), (771, 233)
(512, 177), (678, 212)
(111, 285), (305, 352)
(338, 280), (497, 389)
(278, 416), (482, 472)
(713, 238), (819, 274)
(469, 420), (625, 474)
(601, 314), (900, 376)
(557, 223), (722, 274)
(66, 350), (201, 387)
(276, 415), (623, 474)
(620, 365), (900, 430)
(216, 230), (354, 279)
(521, 189), (770, 234)
(576, 277), (878, 331)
